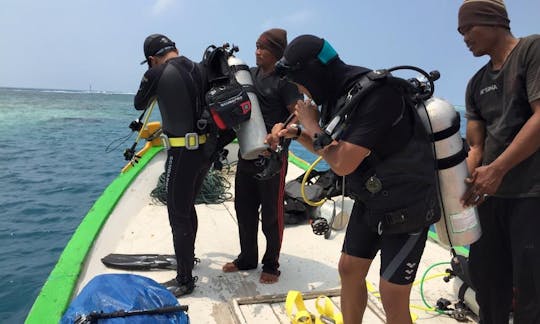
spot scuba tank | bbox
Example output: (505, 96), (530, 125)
(227, 56), (268, 160)
(416, 97), (481, 247)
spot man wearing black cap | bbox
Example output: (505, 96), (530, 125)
(134, 33), (216, 297)
(267, 35), (440, 323)
(458, 1), (540, 322)
(222, 28), (302, 284)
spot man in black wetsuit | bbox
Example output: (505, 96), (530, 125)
(222, 28), (302, 284)
(268, 35), (440, 323)
(134, 34), (214, 297)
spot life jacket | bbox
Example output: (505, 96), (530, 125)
(342, 78), (441, 234)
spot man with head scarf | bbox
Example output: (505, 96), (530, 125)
(458, 1), (540, 322)
(222, 28), (302, 284)
(267, 34), (441, 323)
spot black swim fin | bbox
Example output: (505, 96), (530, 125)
(101, 254), (177, 271)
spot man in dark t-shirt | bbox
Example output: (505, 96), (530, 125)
(268, 35), (438, 324)
(458, 1), (540, 322)
(222, 29), (302, 284)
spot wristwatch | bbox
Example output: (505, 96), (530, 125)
(291, 124), (302, 140)
(313, 132), (333, 151)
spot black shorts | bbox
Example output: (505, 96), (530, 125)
(342, 202), (429, 285)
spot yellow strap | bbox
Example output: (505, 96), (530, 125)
(285, 290), (314, 324)
(314, 295), (343, 324)
(168, 134), (207, 147)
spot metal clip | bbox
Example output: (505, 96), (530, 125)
(185, 132), (199, 150)
(160, 134), (171, 150)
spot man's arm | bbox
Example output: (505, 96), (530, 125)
(289, 99), (371, 176)
(134, 68), (160, 110)
(489, 99), (540, 179)
(465, 119), (485, 175)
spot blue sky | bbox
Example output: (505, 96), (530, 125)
(0, 0), (537, 105)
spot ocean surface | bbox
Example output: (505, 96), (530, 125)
(0, 87), (466, 323)
(0, 87), (137, 323)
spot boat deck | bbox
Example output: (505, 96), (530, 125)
(75, 150), (477, 323)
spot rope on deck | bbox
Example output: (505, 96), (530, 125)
(150, 160), (237, 205)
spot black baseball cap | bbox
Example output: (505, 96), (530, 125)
(140, 34), (176, 65)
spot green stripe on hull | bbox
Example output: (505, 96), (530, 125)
(25, 146), (163, 324)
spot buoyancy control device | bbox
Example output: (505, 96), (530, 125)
(313, 66), (480, 240)
(202, 43), (268, 160)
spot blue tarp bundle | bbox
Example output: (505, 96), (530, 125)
(60, 274), (189, 323)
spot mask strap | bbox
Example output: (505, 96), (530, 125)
(317, 40), (338, 64)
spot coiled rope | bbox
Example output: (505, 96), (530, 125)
(150, 160), (236, 205)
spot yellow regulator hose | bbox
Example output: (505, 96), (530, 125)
(300, 155), (328, 207)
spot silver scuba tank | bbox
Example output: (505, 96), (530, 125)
(227, 56), (268, 160)
(417, 97), (482, 248)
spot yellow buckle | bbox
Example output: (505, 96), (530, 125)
(163, 133), (207, 150)
(184, 132), (199, 150)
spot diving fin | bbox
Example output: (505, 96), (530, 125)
(101, 254), (177, 271)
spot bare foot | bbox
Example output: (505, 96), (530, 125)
(222, 262), (239, 273)
(259, 272), (280, 284)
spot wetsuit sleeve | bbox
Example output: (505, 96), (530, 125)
(340, 85), (404, 150)
(134, 67), (161, 110)
(526, 37), (540, 102)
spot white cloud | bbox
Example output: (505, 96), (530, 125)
(151, 0), (176, 16)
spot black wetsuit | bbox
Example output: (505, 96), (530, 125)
(134, 56), (212, 284)
(232, 67), (302, 275)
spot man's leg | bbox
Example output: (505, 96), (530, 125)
(163, 149), (209, 296)
(339, 202), (379, 322)
(509, 197), (540, 324)
(379, 280), (414, 324)
(379, 229), (428, 324)
(338, 253), (372, 323)
(259, 154), (287, 283)
(225, 159), (260, 271)
(469, 198), (513, 324)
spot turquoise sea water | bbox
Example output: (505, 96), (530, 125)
(0, 87), (466, 323)
(0, 88), (137, 323)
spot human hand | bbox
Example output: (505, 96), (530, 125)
(294, 99), (319, 130)
(265, 123), (286, 150)
(460, 164), (503, 207)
